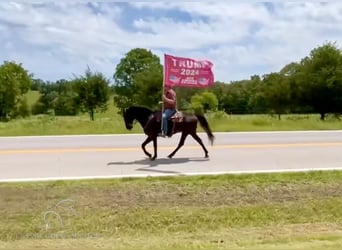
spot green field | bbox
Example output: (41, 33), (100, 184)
(0, 90), (338, 136)
(1, 107), (341, 137)
(1, 171), (342, 249)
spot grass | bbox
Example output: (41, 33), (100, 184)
(0, 110), (341, 137)
(0, 114), (136, 136)
(208, 112), (342, 132)
(1, 171), (342, 249)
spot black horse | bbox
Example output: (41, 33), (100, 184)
(123, 106), (215, 160)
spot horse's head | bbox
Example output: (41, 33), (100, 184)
(123, 106), (154, 131)
(123, 108), (133, 130)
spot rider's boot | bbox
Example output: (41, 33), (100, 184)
(158, 130), (166, 137)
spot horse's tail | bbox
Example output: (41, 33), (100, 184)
(195, 114), (214, 145)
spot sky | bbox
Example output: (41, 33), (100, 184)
(1, 1), (342, 83)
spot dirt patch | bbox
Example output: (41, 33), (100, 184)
(1, 182), (342, 213)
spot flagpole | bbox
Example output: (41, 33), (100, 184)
(161, 54), (165, 133)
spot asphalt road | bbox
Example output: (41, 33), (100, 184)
(1, 131), (342, 182)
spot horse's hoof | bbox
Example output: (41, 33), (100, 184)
(151, 156), (157, 161)
(205, 154), (209, 158)
(167, 155), (173, 159)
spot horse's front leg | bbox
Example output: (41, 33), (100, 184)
(168, 132), (188, 159)
(141, 136), (153, 159)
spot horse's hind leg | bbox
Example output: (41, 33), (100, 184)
(168, 132), (188, 159)
(190, 132), (209, 158)
(141, 137), (153, 159)
(151, 137), (158, 160)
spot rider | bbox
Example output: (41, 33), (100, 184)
(161, 85), (177, 137)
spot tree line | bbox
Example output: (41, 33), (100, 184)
(1, 41), (341, 121)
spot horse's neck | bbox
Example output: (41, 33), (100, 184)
(134, 108), (152, 127)
(136, 116), (148, 128)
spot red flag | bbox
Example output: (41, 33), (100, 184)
(164, 54), (214, 88)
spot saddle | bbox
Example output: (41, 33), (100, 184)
(153, 110), (183, 137)
(154, 111), (183, 123)
(169, 111), (183, 123)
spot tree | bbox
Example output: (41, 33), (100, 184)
(0, 61), (32, 120)
(221, 81), (250, 114)
(113, 48), (162, 111)
(73, 67), (110, 121)
(262, 72), (292, 120)
(278, 62), (309, 113)
(294, 42), (342, 120)
(190, 91), (218, 114)
(32, 79), (78, 116)
(54, 79), (78, 116)
(212, 81), (230, 112)
(134, 66), (163, 109)
(14, 97), (30, 118)
(32, 81), (58, 115)
(31, 78), (45, 91)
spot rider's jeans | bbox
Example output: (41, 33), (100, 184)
(163, 109), (175, 134)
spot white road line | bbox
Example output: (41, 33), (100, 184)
(1, 167), (342, 183)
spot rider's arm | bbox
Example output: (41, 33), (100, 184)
(163, 91), (176, 105)
(163, 95), (175, 105)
